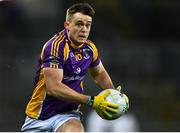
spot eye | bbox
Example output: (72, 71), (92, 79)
(86, 24), (91, 28)
(76, 22), (84, 27)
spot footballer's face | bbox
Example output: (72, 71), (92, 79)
(64, 12), (92, 47)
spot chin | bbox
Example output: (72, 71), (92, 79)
(72, 38), (87, 46)
(77, 40), (86, 44)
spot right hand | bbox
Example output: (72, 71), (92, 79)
(93, 90), (119, 118)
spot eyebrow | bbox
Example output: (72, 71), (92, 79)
(87, 21), (92, 24)
(76, 20), (92, 24)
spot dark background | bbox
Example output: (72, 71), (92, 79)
(0, 0), (180, 131)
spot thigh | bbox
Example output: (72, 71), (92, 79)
(21, 116), (52, 132)
(22, 111), (83, 132)
(56, 119), (84, 132)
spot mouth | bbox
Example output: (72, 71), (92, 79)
(78, 35), (86, 38)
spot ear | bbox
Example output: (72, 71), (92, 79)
(64, 21), (69, 30)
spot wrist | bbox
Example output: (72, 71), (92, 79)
(86, 96), (94, 107)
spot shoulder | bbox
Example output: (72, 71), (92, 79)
(44, 30), (66, 49)
(86, 39), (96, 46)
(85, 40), (100, 63)
(42, 30), (68, 54)
(85, 40), (98, 52)
(40, 30), (68, 59)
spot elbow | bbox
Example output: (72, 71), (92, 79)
(46, 85), (55, 96)
(46, 88), (53, 96)
(45, 81), (66, 99)
(45, 82), (59, 97)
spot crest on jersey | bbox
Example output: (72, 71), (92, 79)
(83, 49), (90, 59)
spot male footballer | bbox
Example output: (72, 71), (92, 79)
(21, 3), (120, 132)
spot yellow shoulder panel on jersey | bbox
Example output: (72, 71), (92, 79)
(63, 39), (70, 61)
(86, 40), (99, 62)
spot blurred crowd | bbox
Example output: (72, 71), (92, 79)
(0, 0), (180, 131)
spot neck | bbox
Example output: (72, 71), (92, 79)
(66, 30), (84, 48)
(70, 40), (84, 49)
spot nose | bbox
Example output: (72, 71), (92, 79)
(81, 25), (87, 32)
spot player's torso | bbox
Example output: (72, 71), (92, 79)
(26, 30), (98, 120)
(63, 44), (93, 84)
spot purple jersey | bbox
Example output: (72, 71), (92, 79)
(25, 29), (100, 120)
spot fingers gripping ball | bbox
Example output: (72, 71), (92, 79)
(93, 90), (119, 119)
(96, 89), (129, 120)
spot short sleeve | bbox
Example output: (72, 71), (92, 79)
(90, 56), (100, 67)
(41, 38), (64, 69)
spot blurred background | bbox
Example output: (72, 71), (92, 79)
(0, 0), (180, 131)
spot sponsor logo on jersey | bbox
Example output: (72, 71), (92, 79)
(49, 56), (59, 65)
(63, 75), (84, 81)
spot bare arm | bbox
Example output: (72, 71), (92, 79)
(89, 62), (115, 90)
(43, 68), (89, 104)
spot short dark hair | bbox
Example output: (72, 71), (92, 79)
(66, 3), (95, 21)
